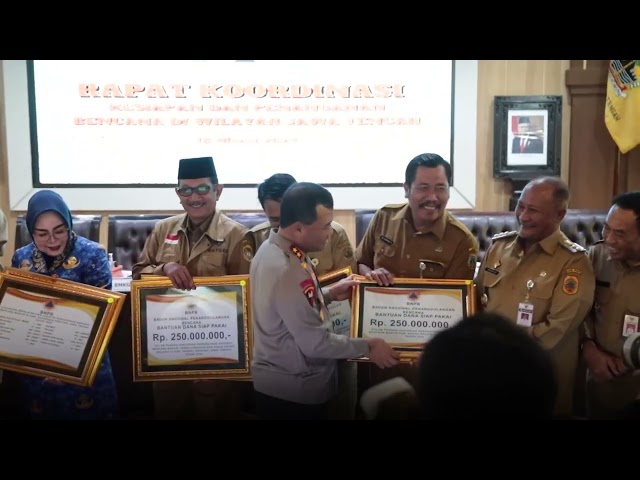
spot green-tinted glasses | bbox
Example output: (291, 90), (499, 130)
(176, 184), (212, 197)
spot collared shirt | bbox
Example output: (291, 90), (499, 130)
(249, 229), (369, 404)
(186, 212), (215, 252)
(132, 210), (254, 279)
(251, 220), (356, 276)
(356, 203), (479, 280)
(475, 228), (595, 417)
(585, 241), (640, 357)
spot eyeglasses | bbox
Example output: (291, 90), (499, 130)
(33, 226), (69, 242)
(176, 184), (213, 197)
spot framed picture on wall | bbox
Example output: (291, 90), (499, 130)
(493, 95), (562, 180)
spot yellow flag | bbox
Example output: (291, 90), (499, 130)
(605, 60), (640, 154)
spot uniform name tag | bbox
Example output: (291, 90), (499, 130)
(623, 314), (639, 337)
(517, 302), (534, 327)
(379, 235), (393, 245)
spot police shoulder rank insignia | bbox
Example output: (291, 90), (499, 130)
(290, 245), (304, 261)
(63, 256), (79, 269)
(562, 274), (579, 295)
(242, 240), (253, 262)
(300, 278), (316, 307)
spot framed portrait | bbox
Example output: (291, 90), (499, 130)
(0, 268), (125, 386)
(130, 275), (252, 382)
(318, 267), (352, 336)
(493, 95), (562, 179)
(351, 278), (476, 362)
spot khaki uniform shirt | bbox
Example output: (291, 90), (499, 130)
(250, 229), (369, 404)
(475, 229), (595, 417)
(132, 211), (254, 279)
(251, 220), (356, 276)
(356, 204), (479, 280)
(583, 241), (640, 416)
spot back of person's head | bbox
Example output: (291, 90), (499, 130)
(26, 190), (73, 236)
(257, 173), (297, 208)
(279, 182), (333, 229)
(418, 312), (557, 419)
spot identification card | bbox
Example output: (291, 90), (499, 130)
(517, 302), (534, 327)
(622, 314), (639, 337)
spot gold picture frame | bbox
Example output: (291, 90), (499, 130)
(130, 275), (252, 382)
(0, 268), (125, 386)
(318, 267), (352, 336)
(351, 277), (476, 362)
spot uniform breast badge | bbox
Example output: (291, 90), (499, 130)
(516, 280), (535, 327)
(63, 256), (79, 269)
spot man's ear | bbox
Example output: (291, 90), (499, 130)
(215, 184), (224, 199)
(403, 184), (410, 199)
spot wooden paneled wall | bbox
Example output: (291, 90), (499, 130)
(1, 60), (611, 267)
(565, 60), (640, 207)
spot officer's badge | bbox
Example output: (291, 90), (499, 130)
(311, 258), (319, 267)
(242, 241), (253, 262)
(300, 278), (316, 307)
(467, 253), (477, 270)
(290, 245), (304, 261)
(562, 275), (579, 295)
(63, 256), (79, 269)
(20, 259), (31, 270)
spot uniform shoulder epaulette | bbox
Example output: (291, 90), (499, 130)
(249, 220), (270, 233)
(381, 203), (407, 210)
(491, 230), (518, 241)
(331, 221), (347, 235)
(560, 238), (587, 253)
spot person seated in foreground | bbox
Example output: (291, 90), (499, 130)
(360, 312), (558, 420)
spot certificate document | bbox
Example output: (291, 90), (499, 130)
(360, 286), (464, 346)
(0, 287), (98, 370)
(352, 278), (476, 361)
(131, 275), (252, 381)
(145, 287), (240, 366)
(0, 268), (125, 386)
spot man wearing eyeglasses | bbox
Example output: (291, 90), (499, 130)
(133, 156), (255, 420)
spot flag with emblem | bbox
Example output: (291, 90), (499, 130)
(605, 60), (640, 154)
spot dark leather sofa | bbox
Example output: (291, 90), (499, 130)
(355, 209), (607, 261)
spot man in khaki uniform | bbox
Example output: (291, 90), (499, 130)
(133, 156), (255, 420)
(581, 191), (640, 419)
(251, 173), (358, 419)
(475, 176), (595, 418)
(356, 153), (479, 391)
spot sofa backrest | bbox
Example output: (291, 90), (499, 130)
(15, 214), (102, 250)
(108, 212), (268, 270)
(355, 208), (607, 262)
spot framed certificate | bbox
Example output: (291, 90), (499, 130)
(352, 278), (476, 362)
(318, 267), (352, 336)
(0, 268), (125, 386)
(130, 275), (252, 382)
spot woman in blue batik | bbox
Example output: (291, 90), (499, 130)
(11, 190), (119, 420)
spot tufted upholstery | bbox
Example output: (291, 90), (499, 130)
(15, 214), (101, 250)
(108, 212), (268, 270)
(355, 209), (607, 262)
